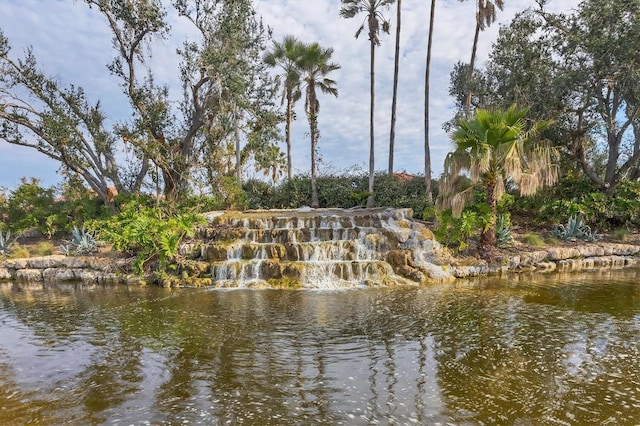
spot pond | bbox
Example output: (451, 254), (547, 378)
(1, 269), (639, 425)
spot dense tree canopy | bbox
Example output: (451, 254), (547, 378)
(0, 0), (282, 204)
(449, 0), (640, 194)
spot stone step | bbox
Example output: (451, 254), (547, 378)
(197, 236), (391, 262)
(211, 259), (400, 288)
(198, 226), (388, 245)
(203, 207), (414, 231)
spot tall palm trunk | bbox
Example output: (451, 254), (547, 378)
(308, 86), (320, 208)
(463, 21), (481, 117)
(285, 89), (293, 180)
(424, 0), (436, 203)
(235, 106), (241, 187)
(480, 178), (498, 248)
(310, 110), (319, 208)
(367, 39), (376, 208)
(389, 0), (401, 175)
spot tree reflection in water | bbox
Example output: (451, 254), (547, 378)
(0, 268), (639, 424)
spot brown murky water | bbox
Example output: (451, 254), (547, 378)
(1, 269), (639, 425)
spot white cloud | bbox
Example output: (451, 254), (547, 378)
(0, 0), (580, 189)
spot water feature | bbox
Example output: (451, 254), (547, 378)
(1, 268), (639, 424)
(187, 208), (450, 288)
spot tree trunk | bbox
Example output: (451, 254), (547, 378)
(235, 109), (242, 188)
(424, 0), (436, 204)
(389, 0), (401, 175)
(366, 40), (376, 208)
(630, 122), (640, 180)
(464, 20), (481, 117)
(310, 112), (319, 208)
(162, 168), (180, 205)
(480, 179), (497, 248)
(286, 89), (293, 180)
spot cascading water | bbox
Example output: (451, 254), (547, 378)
(190, 207), (453, 289)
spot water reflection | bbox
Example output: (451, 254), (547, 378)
(1, 269), (639, 424)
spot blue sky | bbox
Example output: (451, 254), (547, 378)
(0, 0), (579, 190)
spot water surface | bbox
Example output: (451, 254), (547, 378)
(1, 269), (639, 425)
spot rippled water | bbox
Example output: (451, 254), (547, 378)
(1, 269), (639, 425)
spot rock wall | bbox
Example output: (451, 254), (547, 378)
(0, 255), (139, 285)
(451, 243), (640, 278)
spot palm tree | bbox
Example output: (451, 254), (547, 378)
(263, 35), (305, 181)
(438, 105), (559, 247)
(298, 43), (340, 208)
(424, 0), (436, 203)
(340, 0), (394, 208)
(461, 0), (504, 116)
(388, 0), (401, 175)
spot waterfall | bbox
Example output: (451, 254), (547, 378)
(195, 208), (452, 289)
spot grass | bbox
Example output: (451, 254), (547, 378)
(33, 241), (54, 256)
(612, 228), (630, 242)
(9, 244), (30, 259)
(521, 233), (546, 247)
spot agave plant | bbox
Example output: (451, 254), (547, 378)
(0, 229), (16, 256)
(61, 225), (98, 256)
(495, 214), (514, 248)
(552, 215), (600, 242)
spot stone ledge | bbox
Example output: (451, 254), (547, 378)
(1, 255), (137, 284)
(451, 243), (640, 278)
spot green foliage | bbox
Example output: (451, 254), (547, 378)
(454, 0), (640, 191)
(496, 213), (513, 248)
(0, 177), (110, 238)
(61, 225), (99, 256)
(522, 233), (545, 247)
(4, 178), (55, 233)
(268, 175), (312, 208)
(422, 205), (437, 222)
(552, 215), (601, 242)
(522, 177), (640, 230)
(8, 244), (29, 259)
(612, 228), (631, 242)
(242, 179), (274, 210)
(351, 191), (372, 207)
(0, 228), (15, 257)
(433, 209), (480, 252)
(243, 172), (434, 213)
(91, 199), (204, 276)
(33, 241), (54, 256)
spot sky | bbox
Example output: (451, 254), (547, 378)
(0, 0), (580, 191)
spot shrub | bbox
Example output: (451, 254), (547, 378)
(4, 178), (56, 234)
(244, 171), (435, 212)
(91, 201), (204, 276)
(61, 225), (99, 256)
(433, 207), (490, 253)
(551, 215), (600, 242)
(496, 214), (513, 248)
(242, 179), (274, 210)
(516, 176), (640, 230)
(0, 229), (16, 257)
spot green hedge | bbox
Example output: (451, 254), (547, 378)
(242, 172), (435, 213)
